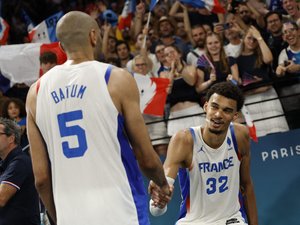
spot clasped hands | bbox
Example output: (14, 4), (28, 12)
(148, 180), (173, 209)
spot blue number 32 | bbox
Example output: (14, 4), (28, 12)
(206, 176), (228, 194)
(57, 110), (87, 158)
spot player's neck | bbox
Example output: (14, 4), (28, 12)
(201, 127), (227, 149)
(67, 51), (94, 64)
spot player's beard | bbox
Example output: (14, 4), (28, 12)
(208, 127), (224, 135)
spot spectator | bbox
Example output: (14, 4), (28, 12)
(101, 23), (118, 63)
(276, 21), (300, 129)
(282, 0), (300, 23)
(132, 55), (169, 156)
(2, 98), (28, 151)
(115, 40), (133, 68)
(224, 14), (244, 58)
(0, 117), (40, 225)
(162, 45), (205, 136)
(186, 24), (206, 66)
(196, 33), (239, 96)
(154, 44), (170, 77)
(152, 16), (190, 60)
(237, 26), (289, 136)
(264, 11), (288, 72)
(39, 51), (57, 76)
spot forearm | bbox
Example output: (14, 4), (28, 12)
(139, 155), (168, 188)
(169, 1), (181, 17)
(195, 79), (212, 93)
(102, 31), (109, 59)
(36, 179), (57, 224)
(258, 39), (273, 64)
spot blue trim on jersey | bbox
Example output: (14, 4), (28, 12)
(230, 124), (238, 156)
(189, 128), (196, 141)
(117, 114), (150, 225)
(104, 65), (113, 84)
(239, 192), (248, 223)
(178, 168), (190, 221)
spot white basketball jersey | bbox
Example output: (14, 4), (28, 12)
(36, 61), (149, 225)
(176, 125), (248, 225)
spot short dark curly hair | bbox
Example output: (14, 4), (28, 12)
(205, 81), (244, 112)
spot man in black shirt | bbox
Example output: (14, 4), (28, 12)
(264, 11), (288, 72)
(0, 117), (40, 225)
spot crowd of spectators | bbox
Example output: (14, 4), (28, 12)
(0, 0), (300, 224)
(1, 0), (300, 147)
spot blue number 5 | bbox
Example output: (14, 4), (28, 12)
(57, 110), (87, 158)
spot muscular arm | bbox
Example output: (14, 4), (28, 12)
(108, 68), (169, 190)
(164, 129), (194, 180)
(26, 83), (57, 223)
(235, 124), (258, 225)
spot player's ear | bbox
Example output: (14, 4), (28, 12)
(203, 102), (208, 112)
(58, 42), (65, 52)
(233, 111), (239, 121)
(89, 29), (98, 47)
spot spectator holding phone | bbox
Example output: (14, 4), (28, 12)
(276, 21), (300, 129)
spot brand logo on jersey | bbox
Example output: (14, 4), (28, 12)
(227, 137), (233, 151)
(197, 146), (204, 153)
(226, 218), (240, 224)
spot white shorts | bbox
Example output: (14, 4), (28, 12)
(176, 211), (248, 225)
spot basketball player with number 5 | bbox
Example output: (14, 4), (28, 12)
(26, 11), (171, 225)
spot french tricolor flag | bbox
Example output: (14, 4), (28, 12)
(29, 11), (64, 43)
(134, 73), (169, 116)
(0, 42), (66, 93)
(0, 17), (10, 45)
(149, 0), (160, 11)
(180, 0), (225, 14)
(118, 0), (136, 30)
(241, 106), (258, 142)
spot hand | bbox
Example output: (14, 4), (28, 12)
(210, 70), (217, 82)
(148, 181), (173, 209)
(276, 65), (286, 77)
(249, 25), (262, 40)
(286, 61), (300, 73)
(213, 23), (225, 33)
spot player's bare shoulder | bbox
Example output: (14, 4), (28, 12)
(232, 122), (250, 156)
(107, 67), (139, 113)
(26, 81), (39, 120)
(169, 128), (194, 168)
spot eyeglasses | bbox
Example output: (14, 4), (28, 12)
(155, 48), (165, 54)
(283, 27), (297, 35)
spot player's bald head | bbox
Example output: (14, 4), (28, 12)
(56, 11), (100, 52)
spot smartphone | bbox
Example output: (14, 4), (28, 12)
(223, 23), (231, 30)
(284, 60), (290, 67)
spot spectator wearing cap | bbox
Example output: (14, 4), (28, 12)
(152, 16), (190, 61)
